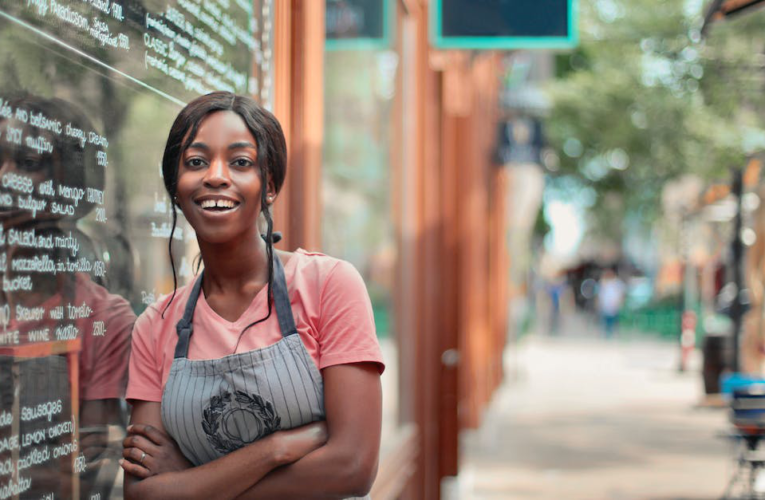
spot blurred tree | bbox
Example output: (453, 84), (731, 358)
(545, 0), (765, 242)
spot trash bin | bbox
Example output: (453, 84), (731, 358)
(703, 332), (733, 394)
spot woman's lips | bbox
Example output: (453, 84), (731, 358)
(194, 203), (241, 219)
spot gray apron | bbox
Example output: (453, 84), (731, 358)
(160, 256), (372, 498)
(160, 255), (325, 465)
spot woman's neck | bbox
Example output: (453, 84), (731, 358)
(197, 229), (269, 295)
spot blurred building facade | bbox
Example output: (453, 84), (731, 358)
(389, 10), (508, 497)
(272, 2), (513, 498)
(698, 0), (765, 378)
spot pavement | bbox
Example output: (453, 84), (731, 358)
(455, 314), (737, 500)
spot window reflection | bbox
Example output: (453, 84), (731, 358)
(0, 0), (272, 494)
(0, 94), (135, 499)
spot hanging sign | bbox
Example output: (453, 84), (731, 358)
(431, 0), (578, 50)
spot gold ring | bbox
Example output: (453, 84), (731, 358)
(139, 451), (146, 465)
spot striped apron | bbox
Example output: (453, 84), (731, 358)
(160, 255), (325, 465)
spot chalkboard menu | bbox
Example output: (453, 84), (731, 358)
(0, 0), (273, 497)
(430, 0), (578, 50)
(325, 0), (391, 51)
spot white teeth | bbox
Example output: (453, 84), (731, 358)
(200, 199), (236, 209)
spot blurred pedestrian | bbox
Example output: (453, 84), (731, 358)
(598, 269), (625, 338)
(546, 274), (566, 335)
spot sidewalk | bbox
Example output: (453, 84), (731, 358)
(457, 315), (733, 500)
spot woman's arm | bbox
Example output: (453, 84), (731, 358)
(235, 362), (382, 500)
(122, 401), (327, 500)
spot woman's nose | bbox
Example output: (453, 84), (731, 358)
(0, 158), (15, 177)
(203, 157), (231, 187)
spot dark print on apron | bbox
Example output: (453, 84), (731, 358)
(161, 255), (325, 465)
(202, 390), (281, 454)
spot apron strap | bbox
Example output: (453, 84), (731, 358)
(174, 273), (204, 359)
(272, 254), (298, 337)
(173, 253), (298, 358)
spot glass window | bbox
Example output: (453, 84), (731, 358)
(0, 1), (273, 497)
(322, 47), (399, 446)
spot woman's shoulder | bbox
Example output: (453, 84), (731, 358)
(289, 249), (361, 285)
(288, 249), (368, 304)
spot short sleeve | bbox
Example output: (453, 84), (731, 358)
(126, 309), (164, 402)
(317, 261), (385, 373)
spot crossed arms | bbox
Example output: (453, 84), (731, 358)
(122, 363), (382, 500)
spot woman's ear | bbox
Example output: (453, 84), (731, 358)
(265, 181), (277, 205)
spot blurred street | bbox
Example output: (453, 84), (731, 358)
(457, 315), (732, 500)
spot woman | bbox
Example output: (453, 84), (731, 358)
(121, 92), (384, 499)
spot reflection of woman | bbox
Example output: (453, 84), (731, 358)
(123, 92), (384, 499)
(0, 95), (104, 225)
(0, 95), (134, 499)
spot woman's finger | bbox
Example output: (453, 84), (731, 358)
(119, 458), (153, 479)
(123, 447), (152, 470)
(127, 424), (168, 446)
(122, 433), (161, 456)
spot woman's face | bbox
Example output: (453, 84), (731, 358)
(176, 110), (271, 245)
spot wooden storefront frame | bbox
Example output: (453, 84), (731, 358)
(394, 1), (452, 498)
(272, 0), (324, 251)
(393, 2), (508, 499)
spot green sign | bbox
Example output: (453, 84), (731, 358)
(326, 0), (393, 51)
(431, 0), (579, 50)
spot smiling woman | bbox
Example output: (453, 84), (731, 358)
(122, 92), (384, 500)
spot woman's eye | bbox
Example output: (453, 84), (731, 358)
(186, 158), (206, 168)
(19, 156), (45, 172)
(233, 158), (253, 168)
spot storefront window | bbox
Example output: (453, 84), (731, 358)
(322, 48), (399, 445)
(0, 1), (273, 497)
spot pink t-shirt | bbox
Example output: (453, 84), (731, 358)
(127, 249), (384, 403)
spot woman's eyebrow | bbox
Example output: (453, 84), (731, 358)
(187, 142), (209, 151)
(228, 141), (257, 150)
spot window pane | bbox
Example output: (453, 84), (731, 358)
(322, 49), (399, 445)
(0, 1), (273, 497)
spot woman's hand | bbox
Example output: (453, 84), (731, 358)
(121, 420), (327, 479)
(121, 424), (193, 479)
(270, 421), (328, 466)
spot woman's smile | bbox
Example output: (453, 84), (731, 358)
(195, 194), (241, 212)
(194, 199), (241, 218)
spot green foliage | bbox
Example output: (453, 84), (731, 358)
(544, 0), (765, 241)
(533, 203), (552, 238)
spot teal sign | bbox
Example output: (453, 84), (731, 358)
(326, 0), (393, 51)
(431, 0), (579, 50)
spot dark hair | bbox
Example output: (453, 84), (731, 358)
(161, 91), (287, 336)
